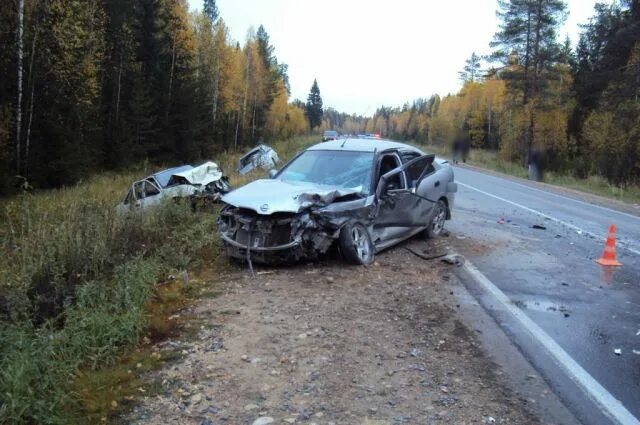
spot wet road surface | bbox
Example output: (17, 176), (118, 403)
(448, 165), (640, 424)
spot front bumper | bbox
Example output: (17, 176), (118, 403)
(219, 232), (300, 251)
(217, 208), (338, 264)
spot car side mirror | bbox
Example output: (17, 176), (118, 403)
(268, 169), (278, 179)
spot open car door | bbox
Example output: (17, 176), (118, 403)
(371, 152), (426, 247)
(374, 154), (439, 241)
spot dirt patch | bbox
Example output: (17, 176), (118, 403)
(126, 237), (538, 425)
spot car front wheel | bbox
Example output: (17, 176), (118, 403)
(339, 221), (374, 265)
(425, 199), (447, 238)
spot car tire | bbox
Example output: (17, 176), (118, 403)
(424, 199), (447, 239)
(339, 221), (375, 265)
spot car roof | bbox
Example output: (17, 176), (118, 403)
(307, 137), (423, 154)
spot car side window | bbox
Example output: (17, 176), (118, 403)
(406, 155), (436, 187)
(144, 180), (160, 197)
(379, 154), (406, 190)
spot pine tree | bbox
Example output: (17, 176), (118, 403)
(203, 0), (219, 25)
(459, 52), (482, 82)
(490, 0), (568, 164)
(305, 79), (323, 129)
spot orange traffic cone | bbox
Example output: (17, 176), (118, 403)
(596, 224), (622, 266)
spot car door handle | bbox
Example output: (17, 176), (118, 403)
(434, 181), (440, 187)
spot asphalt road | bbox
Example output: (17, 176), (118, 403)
(448, 165), (640, 425)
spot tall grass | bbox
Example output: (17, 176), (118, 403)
(0, 135), (317, 424)
(0, 193), (217, 423)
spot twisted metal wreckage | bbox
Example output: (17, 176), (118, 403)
(217, 139), (457, 268)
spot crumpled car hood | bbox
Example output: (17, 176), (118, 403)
(221, 179), (362, 215)
(169, 161), (223, 186)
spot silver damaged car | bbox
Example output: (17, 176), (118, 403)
(217, 138), (457, 265)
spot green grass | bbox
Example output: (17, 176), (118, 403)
(0, 135), (318, 424)
(422, 143), (640, 205)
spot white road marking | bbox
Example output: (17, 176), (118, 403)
(457, 167), (640, 221)
(462, 260), (640, 425)
(458, 181), (640, 256)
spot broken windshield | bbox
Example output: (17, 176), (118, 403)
(278, 150), (373, 192)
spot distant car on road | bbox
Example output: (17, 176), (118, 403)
(357, 133), (381, 139)
(218, 138), (457, 265)
(322, 130), (340, 142)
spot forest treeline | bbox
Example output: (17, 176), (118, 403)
(0, 0), (312, 194)
(2, 0), (638, 193)
(336, 0), (639, 186)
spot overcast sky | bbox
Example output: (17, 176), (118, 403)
(187, 0), (609, 116)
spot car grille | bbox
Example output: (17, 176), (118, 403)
(221, 208), (296, 248)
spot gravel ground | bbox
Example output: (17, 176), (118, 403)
(126, 235), (539, 425)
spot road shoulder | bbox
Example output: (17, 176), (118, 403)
(125, 238), (547, 424)
(451, 266), (581, 425)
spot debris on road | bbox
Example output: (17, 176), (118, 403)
(498, 217), (505, 224)
(251, 417), (274, 425)
(404, 246), (447, 261)
(206, 338), (224, 353)
(441, 254), (465, 266)
(532, 224), (547, 230)
(614, 348), (622, 355)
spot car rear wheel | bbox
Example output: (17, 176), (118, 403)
(425, 199), (447, 238)
(339, 222), (374, 265)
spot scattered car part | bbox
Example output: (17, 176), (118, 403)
(238, 144), (280, 175)
(404, 247), (447, 261)
(441, 254), (465, 266)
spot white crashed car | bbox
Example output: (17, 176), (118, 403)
(117, 162), (230, 212)
(237, 144), (280, 175)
